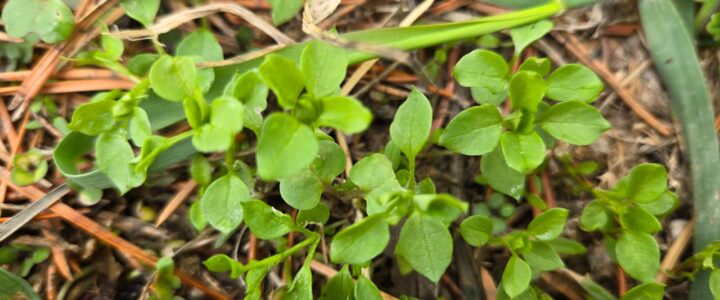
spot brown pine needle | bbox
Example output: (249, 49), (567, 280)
(0, 172), (231, 300)
(155, 181), (197, 227)
(0, 79), (136, 96)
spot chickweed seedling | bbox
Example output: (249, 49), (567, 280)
(580, 163), (678, 297)
(2, 0), (707, 296)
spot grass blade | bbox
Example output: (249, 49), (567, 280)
(639, 1), (720, 299)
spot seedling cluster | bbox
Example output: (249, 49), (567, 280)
(2, 0), (715, 299)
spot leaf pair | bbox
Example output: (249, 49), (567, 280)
(256, 41), (372, 181)
(580, 163), (677, 283)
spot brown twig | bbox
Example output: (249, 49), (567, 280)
(441, 274), (466, 300)
(616, 267), (627, 296)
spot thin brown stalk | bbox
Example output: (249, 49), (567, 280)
(110, 3), (293, 45)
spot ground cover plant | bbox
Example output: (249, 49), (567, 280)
(1, 0), (720, 299)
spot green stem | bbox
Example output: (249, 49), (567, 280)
(241, 233), (319, 272)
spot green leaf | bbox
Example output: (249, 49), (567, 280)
(297, 202), (330, 226)
(546, 238), (586, 255)
(460, 215), (493, 247)
(10, 149), (48, 186)
(0, 268), (41, 300)
(395, 212), (453, 282)
(258, 54), (305, 109)
(510, 20), (553, 56)
(331, 214), (390, 264)
(453, 49), (509, 104)
(224, 71), (268, 110)
(710, 269), (720, 300)
(439, 105), (503, 155)
(317, 96), (373, 133)
(349, 153), (397, 191)
(501, 256), (532, 298)
(280, 169), (324, 210)
(192, 124), (232, 153)
(518, 57), (551, 77)
(320, 265), (355, 300)
(67, 99), (116, 135)
(96, 130), (143, 194)
(301, 41), (348, 97)
(527, 208), (568, 240)
(311, 140), (346, 183)
(200, 175), (251, 234)
(190, 155), (212, 186)
(354, 275), (383, 300)
(245, 267), (270, 300)
(579, 200), (609, 231)
(183, 95), (206, 129)
(1, 0), (74, 44)
(508, 71), (546, 112)
(626, 163), (668, 203)
(622, 206), (662, 233)
(120, 0), (160, 27)
(521, 240), (565, 271)
(128, 53), (159, 76)
(390, 88), (433, 161)
(242, 200), (295, 239)
(620, 282), (664, 300)
(256, 113), (319, 180)
(537, 101), (610, 145)
(203, 254), (244, 279)
(129, 107), (152, 146)
(286, 265), (313, 300)
(210, 96), (244, 134)
(413, 193), (468, 225)
(616, 230), (660, 282)
(500, 131), (545, 173)
(177, 29), (224, 62)
(268, 0), (304, 25)
(481, 146), (525, 200)
(546, 64), (604, 103)
(638, 191), (679, 217)
(189, 201), (207, 231)
(149, 55), (198, 102)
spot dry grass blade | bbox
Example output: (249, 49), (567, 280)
(0, 183), (69, 242)
(306, 0), (342, 24)
(110, 3), (294, 45)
